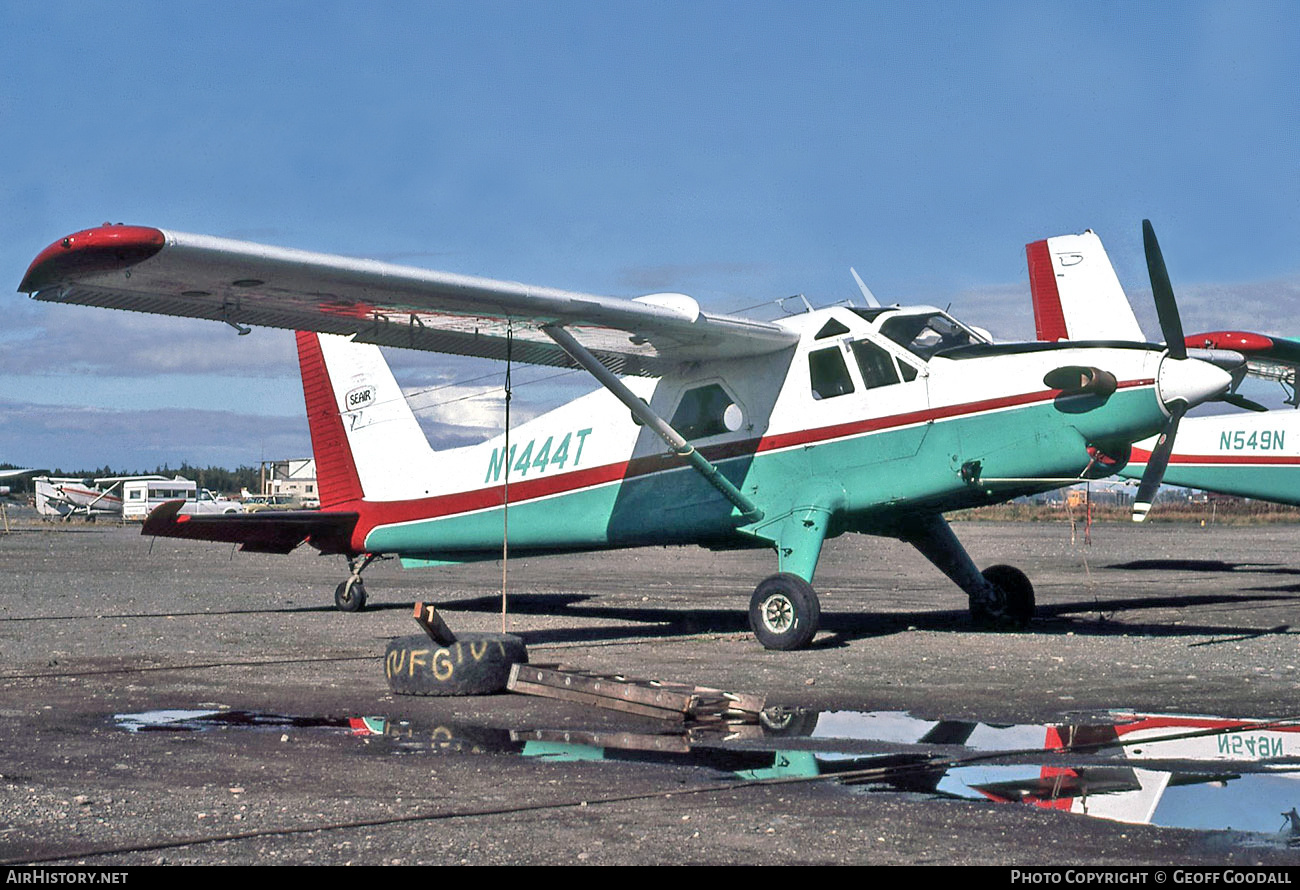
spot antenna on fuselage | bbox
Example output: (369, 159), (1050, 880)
(850, 267), (882, 308)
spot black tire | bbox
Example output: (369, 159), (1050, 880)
(973, 564), (1035, 628)
(748, 573), (821, 650)
(759, 707), (820, 737)
(334, 577), (367, 612)
(384, 632), (528, 696)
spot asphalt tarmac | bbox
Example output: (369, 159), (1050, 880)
(1, 516), (1299, 865)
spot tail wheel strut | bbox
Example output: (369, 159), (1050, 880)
(335, 553), (381, 612)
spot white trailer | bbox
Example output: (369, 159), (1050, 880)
(121, 477), (243, 520)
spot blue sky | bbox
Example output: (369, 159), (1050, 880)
(4, 1), (1300, 470)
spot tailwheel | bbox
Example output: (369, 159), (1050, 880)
(749, 573), (821, 650)
(971, 564), (1034, 628)
(334, 552), (382, 612)
(334, 576), (368, 612)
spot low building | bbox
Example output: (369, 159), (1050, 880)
(260, 458), (319, 508)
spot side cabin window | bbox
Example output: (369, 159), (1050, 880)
(808, 346), (855, 400)
(850, 339), (918, 388)
(671, 383), (739, 440)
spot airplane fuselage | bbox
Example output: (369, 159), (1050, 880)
(1122, 411), (1300, 506)
(339, 306), (1178, 574)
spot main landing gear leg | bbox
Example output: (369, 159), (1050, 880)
(896, 513), (1034, 628)
(749, 505), (831, 650)
(335, 552), (381, 612)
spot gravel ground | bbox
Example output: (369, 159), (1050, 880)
(1, 517), (1298, 865)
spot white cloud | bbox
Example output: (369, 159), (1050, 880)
(1, 303), (299, 377)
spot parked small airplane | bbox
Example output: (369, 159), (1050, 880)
(0, 468), (42, 532)
(18, 222), (1233, 647)
(1027, 225), (1300, 513)
(31, 474), (241, 519)
(0, 467), (40, 499)
(33, 475), (138, 518)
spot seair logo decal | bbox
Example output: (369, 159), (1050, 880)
(344, 385), (377, 412)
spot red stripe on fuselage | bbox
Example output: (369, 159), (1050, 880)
(1130, 448), (1300, 466)
(1027, 239), (1068, 341)
(344, 379), (1156, 547)
(1113, 715), (1300, 736)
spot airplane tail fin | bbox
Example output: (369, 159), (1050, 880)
(296, 332), (436, 506)
(1026, 231), (1145, 342)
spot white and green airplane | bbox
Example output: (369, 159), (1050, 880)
(19, 222), (1233, 648)
(1028, 223), (1300, 516)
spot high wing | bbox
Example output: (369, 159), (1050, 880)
(1185, 331), (1300, 405)
(18, 225), (797, 376)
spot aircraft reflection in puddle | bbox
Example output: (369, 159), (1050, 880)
(113, 708), (1300, 845)
(113, 709), (379, 734)
(765, 709), (1300, 844)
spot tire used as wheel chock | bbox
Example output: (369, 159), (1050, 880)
(384, 632), (528, 696)
(334, 577), (367, 612)
(748, 573), (821, 651)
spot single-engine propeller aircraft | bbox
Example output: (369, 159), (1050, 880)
(1027, 224), (1300, 513)
(19, 221), (1234, 648)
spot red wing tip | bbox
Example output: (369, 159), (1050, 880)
(20, 224), (166, 293)
(1184, 330), (1275, 353)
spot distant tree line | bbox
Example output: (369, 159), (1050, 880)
(0, 462), (264, 496)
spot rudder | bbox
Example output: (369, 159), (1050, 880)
(295, 332), (436, 506)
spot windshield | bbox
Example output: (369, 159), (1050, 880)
(878, 312), (984, 360)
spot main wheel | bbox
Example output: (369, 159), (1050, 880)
(972, 564), (1034, 628)
(334, 577), (368, 612)
(759, 707), (820, 737)
(748, 573), (821, 650)
(385, 632), (528, 696)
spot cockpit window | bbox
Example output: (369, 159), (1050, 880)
(879, 312), (983, 360)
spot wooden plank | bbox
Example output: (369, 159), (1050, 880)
(412, 601), (457, 645)
(507, 663), (765, 723)
(507, 676), (688, 721)
(514, 728), (693, 754)
(511, 664), (699, 712)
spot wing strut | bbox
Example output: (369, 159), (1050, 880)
(541, 324), (764, 524)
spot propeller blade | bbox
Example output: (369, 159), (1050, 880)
(1220, 392), (1269, 412)
(1143, 219), (1186, 360)
(1132, 403), (1185, 522)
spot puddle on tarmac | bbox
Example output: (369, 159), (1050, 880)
(113, 709), (372, 734)
(113, 707), (1300, 848)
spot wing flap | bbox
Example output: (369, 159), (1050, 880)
(22, 225), (797, 375)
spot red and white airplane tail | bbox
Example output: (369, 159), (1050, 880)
(295, 332), (438, 509)
(1026, 231), (1145, 342)
(139, 331), (437, 555)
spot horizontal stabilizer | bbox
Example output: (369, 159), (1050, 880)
(141, 500), (359, 554)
